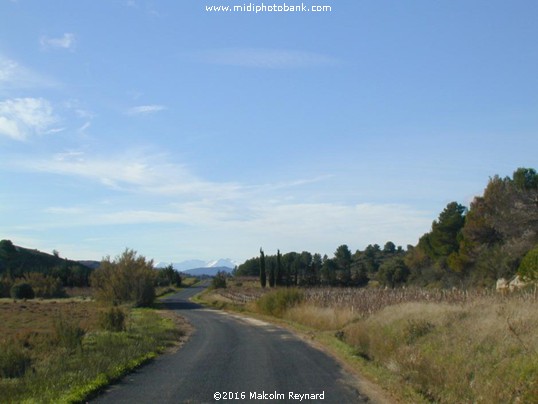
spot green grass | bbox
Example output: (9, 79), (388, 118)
(0, 307), (183, 403)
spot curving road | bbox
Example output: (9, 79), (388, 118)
(92, 284), (369, 403)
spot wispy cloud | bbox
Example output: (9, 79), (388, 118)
(40, 33), (76, 51)
(17, 150), (240, 199)
(126, 105), (166, 115)
(0, 98), (59, 140)
(0, 54), (57, 92)
(194, 48), (339, 69)
(8, 148), (432, 259)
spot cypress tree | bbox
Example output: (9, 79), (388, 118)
(259, 248), (266, 288)
(276, 249), (283, 286)
(269, 260), (275, 287)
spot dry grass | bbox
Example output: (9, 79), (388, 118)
(0, 299), (100, 341)
(285, 304), (357, 330)
(341, 296), (538, 403)
(213, 283), (538, 403)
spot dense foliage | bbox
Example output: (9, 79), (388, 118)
(90, 249), (157, 307)
(236, 167), (538, 288)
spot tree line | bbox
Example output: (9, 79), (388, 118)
(236, 167), (538, 288)
(0, 242), (182, 302)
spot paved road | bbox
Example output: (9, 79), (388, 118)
(92, 284), (369, 403)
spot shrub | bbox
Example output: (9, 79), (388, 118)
(99, 307), (127, 332)
(53, 315), (85, 351)
(518, 244), (538, 281)
(10, 282), (35, 299)
(212, 271), (227, 289)
(256, 288), (304, 317)
(0, 276), (13, 298)
(0, 340), (31, 378)
(25, 272), (66, 298)
(404, 319), (435, 344)
(90, 249), (157, 307)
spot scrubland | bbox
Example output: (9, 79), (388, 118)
(209, 282), (538, 403)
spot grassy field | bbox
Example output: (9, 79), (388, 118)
(0, 297), (188, 403)
(202, 282), (538, 403)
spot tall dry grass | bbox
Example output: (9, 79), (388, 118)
(219, 285), (538, 403)
(343, 297), (538, 403)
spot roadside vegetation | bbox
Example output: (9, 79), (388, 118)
(0, 248), (190, 403)
(201, 280), (538, 403)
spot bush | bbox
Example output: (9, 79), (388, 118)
(518, 244), (538, 281)
(25, 272), (66, 298)
(53, 315), (85, 351)
(99, 307), (127, 332)
(256, 288), (304, 317)
(90, 249), (157, 307)
(212, 271), (227, 289)
(10, 282), (35, 299)
(0, 276), (13, 298)
(0, 340), (31, 378)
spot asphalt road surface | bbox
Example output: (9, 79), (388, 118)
(92, 284), (369, 403)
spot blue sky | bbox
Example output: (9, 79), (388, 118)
(1, 1), (537, 264)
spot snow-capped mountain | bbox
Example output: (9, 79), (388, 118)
(156, 258), (237, 272)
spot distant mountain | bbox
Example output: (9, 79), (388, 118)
(181, 266), (234, 277)
(156, 258), (237, 272)
(77, 260), (100, 269)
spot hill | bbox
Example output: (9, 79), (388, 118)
(0, 240), (94, 287)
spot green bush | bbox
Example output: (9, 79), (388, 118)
(99, 307), (127, 332)
(10, 282), (35, 299)
(518, 244), (538, 281)
(0, 340), (32, 378)
(212, 271), (227, 289)
(256, 288), (304, 317)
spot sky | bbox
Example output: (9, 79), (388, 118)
(1, 1), (537, 265)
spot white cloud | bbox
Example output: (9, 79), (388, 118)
(40, 33), (76, 50)
(19, 150), (240, 199)
(8, 148), (432, 260)
(0, 98), (58, 140)
(0, 54), (57, 91)
(194, 48), (339, 69)
(127, 105), (166, 115)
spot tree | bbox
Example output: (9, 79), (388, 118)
(0, 239), (16, 277)
(156, 264), (182, 287)
(334, 244), (352, 285)
(430, 202), (466, 258)
(212, 271), (227, 289)
(90, 249), (156, 307)
(276, 250), (283, 286)
(268, 260), (275, 287)
(320, 256), (337, 285)
(378, 257), (410, 288)
(383, 241), (396, 254)
(259, 248), (266, 288)
(518, 244), (538, 281)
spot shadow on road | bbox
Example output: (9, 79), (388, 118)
(161, 300), (202, 311)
